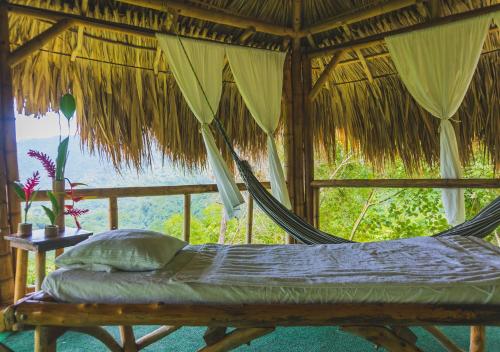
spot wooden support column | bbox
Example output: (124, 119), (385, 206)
(0, 1), (21, 304)
(109, 197), (118, 230)
(302, 56), (314, 225)
(183, 194), (190, 243)
(284, 0), (306, 243)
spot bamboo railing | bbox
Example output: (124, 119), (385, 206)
(33, 182), (270, 244)
(310, 178), (500, 229)
(29, 178), (498, 243)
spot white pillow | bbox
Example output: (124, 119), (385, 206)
(55, 229), (187, 272)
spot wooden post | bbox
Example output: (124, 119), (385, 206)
(246, 194), (253, 244)
(312, 187), (320, 229)
(284, 0), (306, 244)
(119, 326), (137, 352)
(34, 251), (46, 291)
(0, 1), (21, 304)
(183, 194), (190, 243)
(13, 249), (27, 302)
(303, 56), (314, 225)
(470, 326), (485, 352)
(109, 197), (118, 230)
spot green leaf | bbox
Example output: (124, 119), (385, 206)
(56, 137), (69, 180)
(47, 191), (60, 216)
(60, 93), (76, 120)
(41, 205), (56, 225)
(12, 182), (25, 201)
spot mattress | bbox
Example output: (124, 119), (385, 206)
(42, 236), (500, 305)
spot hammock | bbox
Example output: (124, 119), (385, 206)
(176, 35), (500, 245)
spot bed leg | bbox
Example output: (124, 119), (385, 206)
(34, 326), (64, 352)
(119, 326), (138, 352)
(469, 326), (485, 352)
(198, 328), (274, 352)
(204, 327), (227, 346)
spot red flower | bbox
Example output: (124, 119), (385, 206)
(28, 150), (56, 179)
(64, 207), (89, 229)
(24, 171), (40, 201)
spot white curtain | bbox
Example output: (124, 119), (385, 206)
(226, 46), (291, 208)
(386, 15), (492, 225)
(157, 35), (244, 218)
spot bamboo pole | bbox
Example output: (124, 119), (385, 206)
(303, 0), (418, 36)
(423, 326), (463, 352)
(303, 56), (315, 225)
(198, 328), (274, 352)
(7, 3), (283, 53)
(183, 194), (190, 243)
(12, 301), (500, 327)
(7, 19), (75, 67)
(308, 50), (345, 101)
(135, 326), (179, 350)
(246, 194), (253, 244)
(310, 179), (500, 189)
(31, 182), (271, 201)
(13, 250), (27, 302)
(308, 4), (500, 59)
(34, 252), (46, 292)
(470, 326), (485, 352)
(0, 10), (13, 304)
(115, 0), (296, 37)
(119, 326), (137, 352)
(108, 197), (118, 230)
(0, 1), (21, 304)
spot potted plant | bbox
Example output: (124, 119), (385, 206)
(41, 191), (60, 237)
(12, 171), (40, 236)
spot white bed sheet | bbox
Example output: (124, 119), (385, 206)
(42, 236), (500, 305)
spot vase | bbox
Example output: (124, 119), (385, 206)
(17, 223), (32, 237)
(52, 179), (65, 231)
(44, 225), (59, 237)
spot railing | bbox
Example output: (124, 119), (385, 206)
(32, 178), (499, 242)
(310, 178), (500, 228)
(34, 182), (270, 244)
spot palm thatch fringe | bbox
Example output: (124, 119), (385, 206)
(8, 0), (499, 173)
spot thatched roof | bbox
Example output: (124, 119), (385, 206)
(8, 0), (499, 172)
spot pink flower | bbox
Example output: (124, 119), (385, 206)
(28, 150), (56, 179)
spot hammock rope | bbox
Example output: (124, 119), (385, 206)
(174, 34), (500, 245)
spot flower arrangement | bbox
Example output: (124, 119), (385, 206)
(12, 171), (40, 235)
(25, 93), (89, 233)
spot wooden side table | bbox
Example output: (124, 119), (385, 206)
(4, 227), (92, 301)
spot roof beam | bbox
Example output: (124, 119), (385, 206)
(303, 0), (420, 36)
(308, 50), (345, 101)
(115, 0), (296, 37)
(6, 3), (283, 53)
(308, 3), (500, 59)
(7, 19), (75, 67)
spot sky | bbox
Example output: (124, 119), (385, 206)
(16, 112), (77, 141)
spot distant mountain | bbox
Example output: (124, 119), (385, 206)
(17, 136), (212, 189)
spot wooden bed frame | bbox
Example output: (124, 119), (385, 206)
(1, 292), (499, 352)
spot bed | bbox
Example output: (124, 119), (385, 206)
(3, 236), (500, 351)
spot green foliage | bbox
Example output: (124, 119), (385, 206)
(60, 93), (76, 120)
(12, 182), (26, 201)
(41, 191), (59, 225)
(41, 206), (55, 225)
(55, 137), (69, 180)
